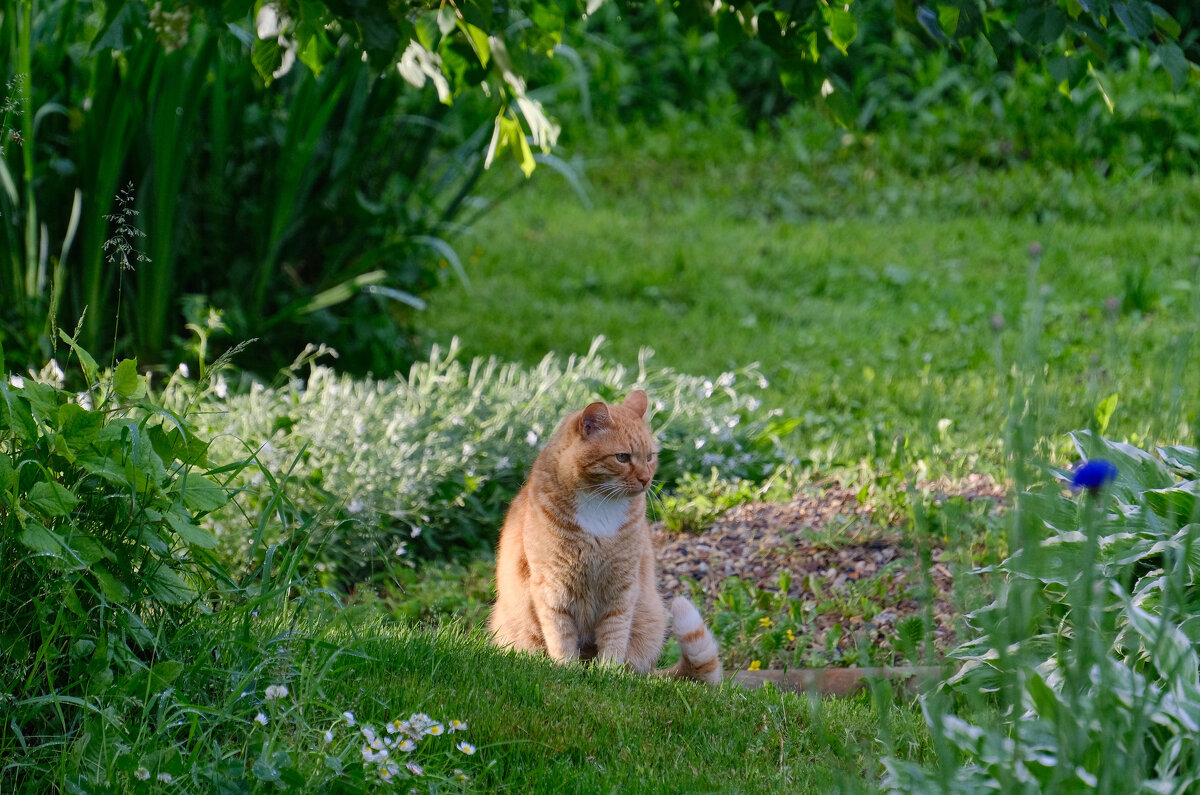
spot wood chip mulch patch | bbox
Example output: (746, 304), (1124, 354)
(653, 475), (1007, 659)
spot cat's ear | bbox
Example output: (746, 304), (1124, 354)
(624, 390), (648, 417)
(580, 402), (612, 438)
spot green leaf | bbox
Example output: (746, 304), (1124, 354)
(251, 35), (283, 84)
(827, 8), (857, 54)
(1112, 0), (1153, 41)
(1144, 481), (1199, 527)
(1094, 393), (1118, 435)
(58, 403), (104, 449)
(1158, 446), (1200, 478)
(166, 510), (219, 549)
(0, 389), (40, 443)
(1157, 42), (1190, 93)
(19, 523), (65, 554)
(93, 565), (131, 602)
(113, 359), (143, 399)
(19, 523), (66, 554)
(0, 453), (15, 495)
(174, 474), (227, 513)
(67, 533), (110, 565)
(76, 452), (132, 488)
(462, 22), (490, 68)
(149, 660), (185, 689)
(28, 480), (80, 518)
(148, 566), (194, 605)
(58, 329), (99, 386)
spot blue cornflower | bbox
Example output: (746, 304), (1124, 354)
(1071, 459), (1118, 492)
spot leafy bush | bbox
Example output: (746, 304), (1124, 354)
(0, 336), (236, 780)
(885, 432), (1200, 791)
(190, 336), (788, 584)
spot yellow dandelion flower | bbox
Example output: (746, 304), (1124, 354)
(748, 660), (762, 671)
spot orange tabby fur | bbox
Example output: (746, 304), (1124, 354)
(489, 390), (722, 684)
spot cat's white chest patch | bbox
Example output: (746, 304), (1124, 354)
(573, 493), (632, 537)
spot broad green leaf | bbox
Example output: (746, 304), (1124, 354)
(166, 510), (219, 549)
(827, 8), (856, 54)
(1094, 393), (1118, 435)
(1157, 42), (1189, 93)
(58, 403), (104, 449)
(937, 4), (960, 37)
(67, 533), (110, 565)
(19, 522), (65, 554)
(1121, 591), (1199, 684)
(28, 480), (80, 517)
(1158, 446), (1200, 478)
(148, 566), (194, 605)
(113, 359), (143, 399)
(1144, 481), (1199, 527)
(0, 388), (39, 443)
(173, 475), (227, 512)
(149, 660), (185, 689)
(93, 565), (131, 602)
(251, 35), (283, 84)
(0, 453), (14, 495)
(76, 452), (132, 488)
(1113, 0), (1153, 41)
(462, 22), (490, 68)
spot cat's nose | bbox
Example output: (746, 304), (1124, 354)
(636, 472), (651, 489)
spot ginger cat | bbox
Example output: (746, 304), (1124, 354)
(489, 390), (722, 684)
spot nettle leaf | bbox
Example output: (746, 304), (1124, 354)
(67, 533), (111, 566)
(827, 7), (856, 54)
(28, 480), (80, 518)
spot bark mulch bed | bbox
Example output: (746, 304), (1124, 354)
(653, 475), (1007, 661)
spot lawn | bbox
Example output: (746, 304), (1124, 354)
(422, 119), (1200, 474)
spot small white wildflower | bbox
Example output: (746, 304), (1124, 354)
(386, 719), (404, 735)
(214, 375), (228, 398)
(406, 761), (423, 776)
(745, 397), (761, 412)
(699, 379), (714, 398)
(716, 372), (735, 388)
(177, 362), (190, 378)
(324, 729), (334, 743)
(37, 360), (65, 388)
(425, 723), (444, 736)
(379, 759), (400, 782)
(453, 769), (468, 783)
(398, 738), (416, 752)
(448, 719), (468, 732)
(343, 710), (356, 726)
(360, 725), (376, 743)
(695, 437), (706, 450)
(410, 527), (422, 538)
(348, 499), (364, 514)
(7, 374), (23, 388)
(134, 766), (150, 781)
(254, 712), (268, 726)
(394, 542), (407, 557)
(157, 772), (173, 784)
(757, 375), (770, 389)
(526, 430), (538, 446)
(462, 442), (476, 457)
(264, 684), (288, 700)
(456, 741), (476, 755)
(362, 744), (380, 764)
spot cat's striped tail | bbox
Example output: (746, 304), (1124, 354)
(660, 596), (723, 685)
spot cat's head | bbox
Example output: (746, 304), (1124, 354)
(556, 390), (659, 497)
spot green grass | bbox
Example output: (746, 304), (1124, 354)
(423, 120), (1200, 474)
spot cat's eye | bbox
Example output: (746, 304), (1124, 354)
(614, 453), (631, 463)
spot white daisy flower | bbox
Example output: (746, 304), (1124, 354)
(343, 710), (356, 726)
(456, 741), (476, 755)
(254, 712), (268, 726)
(134, 767), (150, 781)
